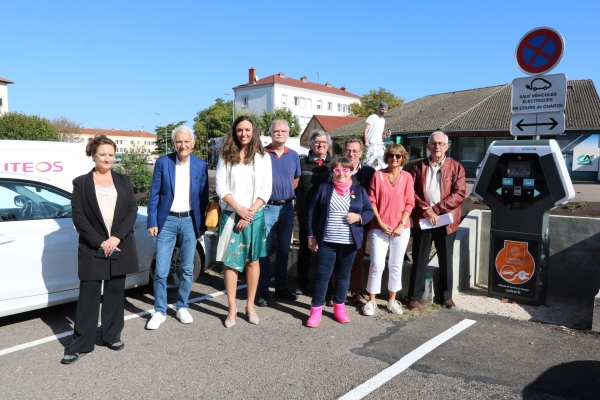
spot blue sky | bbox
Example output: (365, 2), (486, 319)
(3, 0), (599, 133)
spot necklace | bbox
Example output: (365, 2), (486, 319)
(386, 170), (400, 187)
(94, 172), (113, 188)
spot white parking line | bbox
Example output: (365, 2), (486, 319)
(339, 318), (477, 400)
(0, 285), (245, 357)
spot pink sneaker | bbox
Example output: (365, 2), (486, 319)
(333, 303), (350, 324)
(306, 306), (323, 327)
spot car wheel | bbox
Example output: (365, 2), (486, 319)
(148, 246), (202, 294)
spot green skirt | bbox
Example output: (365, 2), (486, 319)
(217, 208), (267, 272)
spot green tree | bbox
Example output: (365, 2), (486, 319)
(112, 145), (152, 195)
(193, 98), (235, 160)
(349, 88), (404, 117)
(0, 112), (60, 141)
(153, 121), (186, 155)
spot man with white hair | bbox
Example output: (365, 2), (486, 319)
(407, 131), (465, 310)
(256, 119), (301, 306)
(146, 125), (209, 329)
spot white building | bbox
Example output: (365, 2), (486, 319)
(0, 76), (14, 115)
(81, 128), (157, 156)
(232, 68), (360, 131)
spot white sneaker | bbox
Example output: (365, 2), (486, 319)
(176, 308), (193, 324)
(146, 312), (166, 330)
(387, 300), (404, 315)
(362, 300), (377, 316)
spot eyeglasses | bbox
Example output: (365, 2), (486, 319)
(333, 168), (350, 174)
(429, 142), (448, 147)
(313, 141), (328, 146)
(387, 154), (403, 159)
(344, 149), (362, 154)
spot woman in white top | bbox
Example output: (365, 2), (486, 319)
(216, 116), (272, 328)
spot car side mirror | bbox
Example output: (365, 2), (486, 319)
(14, 195), (25, 207)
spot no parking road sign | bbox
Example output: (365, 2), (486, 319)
(515, 27), (565, 75)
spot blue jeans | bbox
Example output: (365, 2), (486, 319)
(311, 242), (357, 307)
(259, 202), (295, 291)
(154, 215), (197, 314)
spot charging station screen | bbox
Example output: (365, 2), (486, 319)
(486, 154), (550, 210)
(507, 161), (530, 178)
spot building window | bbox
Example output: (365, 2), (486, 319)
(242, 96), (248, 108)
(307, 99), (312, 109)
(282, 94), (287, 106)
(317, 100), (322, 110)
(338, 103), (342, 112)
(294, 96), (300, 106)
(130, 140), (134, 145)
(343, 104), (347, 113)
(328, 102), (333, 111)
(137, 141), (140, 145)
(300, 97), (306, 108)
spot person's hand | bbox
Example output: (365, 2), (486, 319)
(423, 207), (439, 226)
(101, 236), (121, 257)
(391, 225), (404, 237)
(148, 227), (158, 237)
(378, 220), (393, 235)
(235, 205), (255, 221)
(308, 237), (319, 252)
(236, 219), (249, 231)
(346, 212), (361, 225)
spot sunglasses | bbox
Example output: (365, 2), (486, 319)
(387, 154), (403, 159)
(333, 168), (350, 174)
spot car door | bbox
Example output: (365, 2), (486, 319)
(0, 179), (79, 316)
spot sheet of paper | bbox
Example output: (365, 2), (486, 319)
(419, 213), (454, 230)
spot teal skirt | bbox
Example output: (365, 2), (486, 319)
(217, 208), (267, 272)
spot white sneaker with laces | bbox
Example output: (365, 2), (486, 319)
(387, 300), (404, 315)
(362, 300), (377, 316)
(176, 308), (193, 324)
(146, 312), (166, 330)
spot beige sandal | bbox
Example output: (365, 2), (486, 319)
(224, 309), (237, 328)
(245, 305), (259, 325)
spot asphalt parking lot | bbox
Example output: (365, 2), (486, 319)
(1, 271), (600, 399)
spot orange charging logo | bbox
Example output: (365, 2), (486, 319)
(495, 240), (535, 284)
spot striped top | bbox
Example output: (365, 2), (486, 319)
(323, 190), (353, 244)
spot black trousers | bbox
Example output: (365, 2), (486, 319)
(297, 212), (311, 290)
(67, 276), (126, 354)
(408, 227), (456, 303)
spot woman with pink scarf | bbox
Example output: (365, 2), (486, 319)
(305, 157), (374, 327)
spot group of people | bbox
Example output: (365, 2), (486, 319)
(60, 114), (465, 363)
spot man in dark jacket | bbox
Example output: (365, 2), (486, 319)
(407, 131), (466, 310)
(295, 129), (333, 294)
(344, 138), (375, 304)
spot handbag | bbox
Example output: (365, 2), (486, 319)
(205, 200), (221, 228)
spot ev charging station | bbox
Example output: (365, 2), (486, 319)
(472, 27), (576, 305)
(472, 140), (574, 304)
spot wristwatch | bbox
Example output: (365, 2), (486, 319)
(400, 220), (406, 226)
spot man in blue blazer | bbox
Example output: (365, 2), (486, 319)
(146, 126), (209, 330)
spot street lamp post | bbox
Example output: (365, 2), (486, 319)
(224, 92), (235, 122)
(154, 113), (168, 154)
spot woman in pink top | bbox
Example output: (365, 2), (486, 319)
(363, 144), (415, 316)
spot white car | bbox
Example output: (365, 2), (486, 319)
(147, 157), (155, 165)
(0, 172), (210, 318)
